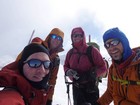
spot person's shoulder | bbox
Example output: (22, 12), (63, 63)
(132, 46), (140, 51)
(132, 46), (140, 63)
(67, 48), (74, 53)
(89, 45), (100, 53)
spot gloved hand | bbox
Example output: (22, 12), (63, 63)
(66, 69), (79, 80)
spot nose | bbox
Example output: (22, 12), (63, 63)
(107, 46), (116, 54)
(107, 44), (115, 50)
(37, 65), (49, 74)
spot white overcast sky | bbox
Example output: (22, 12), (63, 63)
(0, 0), (140, 63)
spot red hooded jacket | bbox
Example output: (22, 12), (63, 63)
(64, 27), (107, 79)
(0, 61), (51, 105)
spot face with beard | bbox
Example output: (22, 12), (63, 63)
(105, 39), (124, 61)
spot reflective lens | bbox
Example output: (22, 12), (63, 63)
(51, 34), (62, 41)
(104, 39), (120, 49)
(72, 34), (83, 38)
(24, 59), (51, 69)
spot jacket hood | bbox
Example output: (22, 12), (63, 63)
(103, 27), (132, 61)
(42, 28), (64, 53)
(71, 27), (87, 48)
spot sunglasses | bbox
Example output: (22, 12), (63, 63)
(24, 59), (51, 69)
(72, 34), (83, 38)
(104, 39), (120, 49)
(51, 34), (62, 41)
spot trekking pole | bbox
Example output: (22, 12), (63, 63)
(28, 29), (35, 44)
(64, 75), (73, 105)
(67, 83), (72, 105)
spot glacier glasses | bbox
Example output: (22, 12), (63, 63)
(24, 59), (52, 69)
(104, 39), (120, 49)
(51, 34), (62, 41)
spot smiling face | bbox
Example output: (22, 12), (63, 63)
(105, 39), (124, 61)
(23, 52), (50, 82)
(72, 31), (83, 43)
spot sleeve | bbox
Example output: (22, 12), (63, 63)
(91, 47), (108, 77)
(63, 50), (71, 73)
(0, 69), (18, 87)
(47, 66), (59, 100)
(114, 97), (138, 105)
(97, 67), (113, 105)
(2, 61), (19, 71)
(0, 68), (32, 100)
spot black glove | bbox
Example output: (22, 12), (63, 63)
(77, 70), (97, 84)
(46, 100), (52, 105)
(52, 56), (60, 68)
(89, 71), (97, 81)
(95, 102), (100, 105)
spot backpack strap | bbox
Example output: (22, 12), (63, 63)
(68, 48), (73, 58)
(112, 75), (140, 85)
(68, 46), (94, 66)
(137, 64), (140, 80)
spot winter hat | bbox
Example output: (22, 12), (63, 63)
(71, 27), (87, 47)
(42, 28), (64, 53)
(49, 28), (64, 39)
(44, 28), (64, 42)
(20, 43), (49, 62)
(103, 27), (132, 61)
(18, 43), (50, 89)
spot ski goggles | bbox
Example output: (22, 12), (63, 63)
(50, 34), (62, 41)
(72, 34), (83, 38)
(104, 39), (120, 49)
(24, 59), (51, 69)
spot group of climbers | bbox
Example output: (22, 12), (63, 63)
(1, 27), (139, 105)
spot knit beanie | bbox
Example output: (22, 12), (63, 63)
(103, 27), (132, 61)
(18, 43), (50, 89)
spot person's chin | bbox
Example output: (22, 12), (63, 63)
(33, 76), (43, 82)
